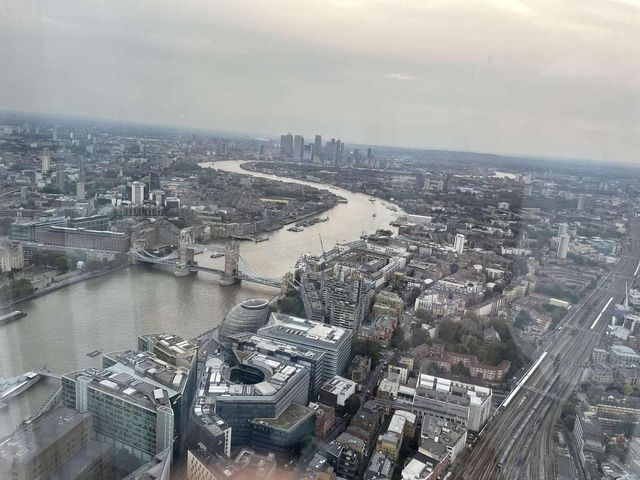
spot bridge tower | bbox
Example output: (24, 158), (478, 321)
(219, 241), (240, 285)
(175, 228), (196, 277)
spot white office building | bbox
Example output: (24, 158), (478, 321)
(453, 234), (465, 254)
(131, 181), (146, 206)
(557, 234), (570, 259)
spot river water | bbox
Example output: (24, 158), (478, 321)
(0, 160), (401, 435)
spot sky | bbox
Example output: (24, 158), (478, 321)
(0, 0), (638, 163)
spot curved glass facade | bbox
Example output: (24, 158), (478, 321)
(219, 298), (270, 341)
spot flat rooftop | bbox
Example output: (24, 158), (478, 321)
(0, 406), (91, 465)
(64, 364), (177, 411)
(104, 349), (190, 393)
(251, 403), (314, 431)
(229, 332), (323, 361)
(202, 352), (305, 399)
(263, 313), (347, 345)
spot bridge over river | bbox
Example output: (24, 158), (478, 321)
(134, 229), (283, 289)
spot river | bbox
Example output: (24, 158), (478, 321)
(0, 160), (402, 436)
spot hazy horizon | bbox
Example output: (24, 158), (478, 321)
(1, 0), (638, 164)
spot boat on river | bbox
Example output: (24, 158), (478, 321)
(0, 311), (26, 326)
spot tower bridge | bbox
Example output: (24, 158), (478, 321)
(134, 228), (282, 288)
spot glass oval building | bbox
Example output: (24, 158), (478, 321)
(219, 298), (270, 341)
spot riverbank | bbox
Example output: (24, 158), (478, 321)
(0, 264), (131, 311)
(238, 160), (402, 211)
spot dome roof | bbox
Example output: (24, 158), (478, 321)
(219, 298), (270, 340)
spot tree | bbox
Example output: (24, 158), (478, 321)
(415, 308), (433, 323)
(390, 327), (409, 351)
(54, 256), (70, 273)
(411, 328), (432, 348)
(351, 339), (383, 368)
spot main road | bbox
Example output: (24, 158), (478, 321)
(453, 205), (640, 480)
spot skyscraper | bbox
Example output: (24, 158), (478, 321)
(314, 135), (322, 160)
(577, 194), (586, 211)
(557, 234), (570, 259)
(293, 135), (304, 161)
(280, 133), (293, 158)
(454, 234), (465, 254)
(41, 149), (51, 172)
(148, 171), (160, 196)
(326, 139), (337, 164)
(131, 181), (146, 205)
(557, 223), (568, 237)
(303, 144), (313, 162)
(56, 164), (65, 192)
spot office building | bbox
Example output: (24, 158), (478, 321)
(303, 143), (314, 162)
(56, 163), (65, 191)
(250, 403), (316, 456)
(280, 133), (293, 158)
(193, 352), (309, 450)
(131, 181), (146, 206)
(0, 406), (113, 480)
(138, 333), (198, 370)
(609, 344), (640, 367)
(187, 447), (277, 480)
(314, 135), (322, 160)
(123, 448), (171, 480)
(9, 216), (68, 242)
(558, 223), (568, 237)
(62, 365), (177, 463)
(577, 194), (586, 211)
(219, 298), (270, 342)
(101, 348), (196, 458)
(148, 171), (161, 195)
(557, 234), (570, 259)
(258, 313), (351, 380)
(394, 374), (492, 432)
(453, 234), (465, 254)
(68, 214), (109, 230)
(319, 376), (357, 410)
(325, 139), (337, 164)
(43, 226), (130, 252)
(0, 243), (24, 272)
(228, 332), (326, 399)
(41, 148), (51, 172)
(293, 135), (304, 161)
(76, 181), (85, 199)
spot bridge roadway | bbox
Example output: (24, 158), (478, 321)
(134, 248), (282, 288)
(452, 209), (640, 480)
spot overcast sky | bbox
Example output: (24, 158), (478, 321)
(1, 0), (638, 163)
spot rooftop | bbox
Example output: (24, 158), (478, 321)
(0, 406), (90, 465)
(262, 313), (347, 345)
(251, 402), (315, 431)
(64, 364), (177, 411)
(103, 349), (190, 393)
(321, 375), (357, 396)
(200, 351), (306, 399)
(610, 344), (640, 358)
(229, 332), (324, 361)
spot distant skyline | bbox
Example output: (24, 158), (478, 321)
(1, 0), (638, 164)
